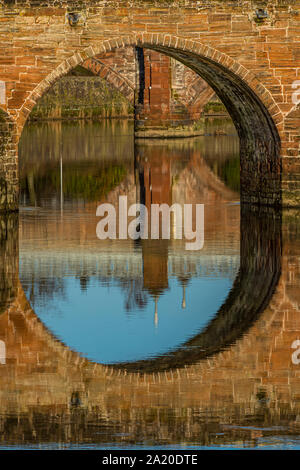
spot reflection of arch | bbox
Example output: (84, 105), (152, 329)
(16, 207), (280, 373)
(18, 34), (282, 206)
(14, 138), (279, 373)
(185, 150), (238, 201)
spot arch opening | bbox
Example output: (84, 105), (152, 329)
(16, 37), (282, 208)
(13, 38), (283, 370)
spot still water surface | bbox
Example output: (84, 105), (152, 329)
(19, 120), (240, 365)
(0, 120), (300, 449)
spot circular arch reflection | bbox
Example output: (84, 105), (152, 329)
(3, 206), (281, 373)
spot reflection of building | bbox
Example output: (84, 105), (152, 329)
(136, 147), (172, 325)
(142, 241), (169, 299)
(142, 240), (169, 326)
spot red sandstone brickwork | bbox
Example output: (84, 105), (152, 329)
(0, 0), (299, 207)
(136, 49), (172, 127)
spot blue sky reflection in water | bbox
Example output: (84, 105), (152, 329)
(20, 273), (234, 363)
(19, 119), (240, 366)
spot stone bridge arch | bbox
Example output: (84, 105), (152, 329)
(15, 34), (283, 208)
(5, 145), (279, 375)
(0, 212), (18, 316)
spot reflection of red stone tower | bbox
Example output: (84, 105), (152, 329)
(143, 152), (172, 209)
(136, 148), (172, 325)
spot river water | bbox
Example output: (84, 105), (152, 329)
(0, 119), (300, 449)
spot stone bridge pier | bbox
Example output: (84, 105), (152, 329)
(0, 1), (299, 210)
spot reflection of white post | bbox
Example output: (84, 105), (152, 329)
(0, 340), (6, 364)
(154, 296), (158, 328)
(0, 81), (5, 105)
(182, 284), (186, 309)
